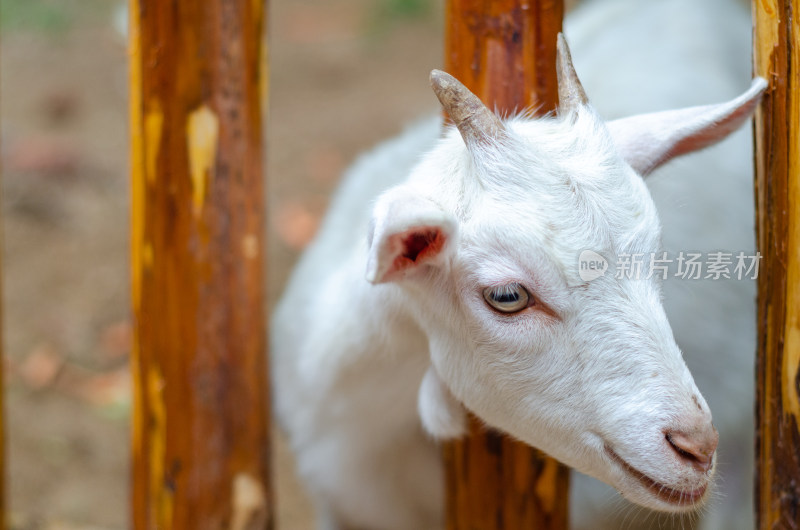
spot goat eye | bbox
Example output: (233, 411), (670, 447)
(483, 283), (530, 313)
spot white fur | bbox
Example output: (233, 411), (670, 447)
(566, 1), (760, 528)
(418, 365), (467, 439)
(272, 1), (762, 528)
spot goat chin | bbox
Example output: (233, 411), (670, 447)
(605, 448), (714, 513)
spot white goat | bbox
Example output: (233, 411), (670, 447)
(272, 9), (764, 530)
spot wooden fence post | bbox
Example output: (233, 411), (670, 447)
(0, 108), (5, 530)
(753, 1), (800, 528)
(129, 1), (272, 529)
(442, 2), (570, 528)
(0, 179), (4, 530)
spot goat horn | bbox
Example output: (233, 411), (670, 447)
(556, 33), (588, 112)
(430, 70), (505, 145)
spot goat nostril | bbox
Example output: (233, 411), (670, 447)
(665, 428), (718, 473)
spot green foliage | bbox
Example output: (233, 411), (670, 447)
(0, 0), (71, 33)
(366, 0), (438, 42)
(381, 0), (432, 19)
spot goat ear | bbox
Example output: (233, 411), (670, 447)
(366, 187), (456, 284)
(418, 365), (466, 439)
(607, 77), (767, 176)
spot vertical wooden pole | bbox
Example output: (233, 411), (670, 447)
(753, 1), (800, 528)
(442, 2), (570, 529)
(129, 1), (272, 529)
(1, 203), (4, 530)
(0, 41), (7, 530)
(0, 47), (5, 524)
(0, 129), (5, 530)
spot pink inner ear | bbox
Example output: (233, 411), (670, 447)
(387, 227), (446, 279)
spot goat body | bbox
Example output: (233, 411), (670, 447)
(273, 1), (761, 528)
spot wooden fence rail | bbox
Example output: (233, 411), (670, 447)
(442, 2), (570, 529)
(129, 1), (272, 528)
(752, 0), (800, 528)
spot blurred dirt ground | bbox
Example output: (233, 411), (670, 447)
(1, 0), (443, 527)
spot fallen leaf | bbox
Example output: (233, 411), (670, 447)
(18, 342), (64, 390)
(273, 201), (321, 251)
(42, 90), (80, 125)
(98, 320), (132, 362)
(67, 366), (131, 408)
(307, 145), (345, 183)
(6, 136), (80, 176)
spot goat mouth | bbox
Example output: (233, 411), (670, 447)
(604, 446), (708, 507)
